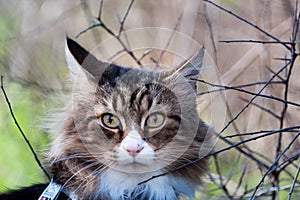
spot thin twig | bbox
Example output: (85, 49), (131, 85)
(156, 12), (183, 66)
(276, 153), (300, 173)
(76, 0), (142, 66)
(276, 0), (299, 166)
(239, 97), (281, 119)
(203, 2), (218, 67)
(232, 165), (248, 197)
(213, 155), (232, 198)
(224, 126), (300, 138)
(196, 77), (300, 108)
(139, 126), (300, 186)
(198, 80), (283, 95)
(245, 183), (300, 198)
(117, 0), (135, 36)
(97, 0), (104, 20)
(249, 130), (300, 199)
(217, 52), (292, 136)
(116, 10), (131, 50)
(204, 0), (291, 51)
(287, 160), (300, 200)
(139, 126), (300, 185)
(107, 49), (126, 61)
(137, 48), (154, 63)
(266, 66), (285, 81)
(220, 39), (295, 45)
(0, 76), (50, 180)
(75, 22), (102, 38)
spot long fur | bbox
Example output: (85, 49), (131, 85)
(1, 39), (214, 200)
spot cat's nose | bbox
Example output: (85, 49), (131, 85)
(123, 145), (144, 157)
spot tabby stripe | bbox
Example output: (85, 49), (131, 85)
(102, 129), (115, 139)
(147, 96), (153, 110)
(138, 90), (151, 111)
(118, 130), (124, 141)
(129, 88), (141, 107)
(168, 115), (181, 123)
(138, 89), (148, 104)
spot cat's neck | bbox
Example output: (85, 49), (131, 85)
(66, 169), (197, 199)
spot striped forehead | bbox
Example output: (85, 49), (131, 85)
(111, 83), (160, 113)
(95, 68), (171, 115)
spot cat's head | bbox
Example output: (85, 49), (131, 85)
(49, 38), (212, 180)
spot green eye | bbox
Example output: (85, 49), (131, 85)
(145, 113), (165, 128)
(101, 113), (121, 129)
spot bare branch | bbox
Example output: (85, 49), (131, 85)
(76, 0), (143, 66)
(197, 80), (284, 96)
(97, 0), (104, 20)
(137, 48), (154, 63)
(239, 96), (281, 119)
(287, 161), (300, 200)
(220, 39), (295, 45)
(204, 0), (291, 51)
(224, 126), (300, 139)
(156, 12), (183, 66)
(266, 66), (285, 81)
(0, 76), (50, 181)
(197, 77), (300, 109)
(76, 22), (102, 38)
(115, 10), (131, 50)
(250, 130), (300, 199)
(277, 0), (299, 163)
(117, 0), (135, 36)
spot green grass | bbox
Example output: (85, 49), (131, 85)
(0, 82), (50, 193)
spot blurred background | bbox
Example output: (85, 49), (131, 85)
(0, 0), (299, 199)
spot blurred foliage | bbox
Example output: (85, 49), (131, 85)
(0, 5), (49, 192)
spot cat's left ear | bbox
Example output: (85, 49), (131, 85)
(65, 37), (108, 79)
(171, 48), (205, 89)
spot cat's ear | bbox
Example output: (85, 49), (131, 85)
(170, 48), (205, 89)
(65, 37), (108, 78)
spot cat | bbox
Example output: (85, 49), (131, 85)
(0, 38), (214, 200)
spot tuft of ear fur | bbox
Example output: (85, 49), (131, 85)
(65, 37), (109, 79)
(172, 48), (205, 89)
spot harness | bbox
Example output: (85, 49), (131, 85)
(38, 179), (70, 200)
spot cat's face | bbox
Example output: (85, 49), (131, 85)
(70, 65), (200, 173)
(49, 38), (209, 183)
(90, 68), (183, 172)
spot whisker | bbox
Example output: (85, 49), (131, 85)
(61, 161), (102, 188)
(54, 159), (99, 183)
(50, 151), (113, 165)
(72, 163), (112, 195)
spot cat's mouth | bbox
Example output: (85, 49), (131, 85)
(113, 148), (163, 173)
(114, 161), (162, 173)
(117, 155), (153, 166)
(123, 160), (149, 167)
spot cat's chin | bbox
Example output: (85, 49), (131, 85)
(110, 162), (164, 174)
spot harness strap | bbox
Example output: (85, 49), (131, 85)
(38, 179), (68, 200)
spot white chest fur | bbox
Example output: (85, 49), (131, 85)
(96, 169), (196, 200)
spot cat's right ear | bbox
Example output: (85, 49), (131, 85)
(65, 37), (108, 79)
(166, 48), (205, 92)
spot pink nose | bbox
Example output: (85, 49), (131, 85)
(123, 146), (144, 157)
